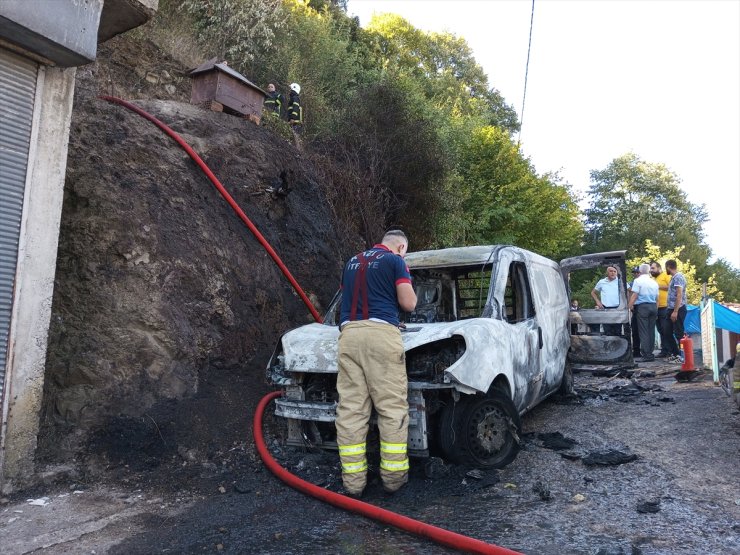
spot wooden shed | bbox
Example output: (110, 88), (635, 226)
(189, 58), (267, 123)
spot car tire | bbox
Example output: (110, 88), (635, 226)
(458, 391), (521, 468)
(558, 364), (575, 396)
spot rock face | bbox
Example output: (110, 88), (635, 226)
(38, 91), (349, 462)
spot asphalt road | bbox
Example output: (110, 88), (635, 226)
(3, 362), (739, 555)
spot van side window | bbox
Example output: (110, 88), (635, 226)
(503, 262), (535, 323)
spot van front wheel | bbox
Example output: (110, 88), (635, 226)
(457, 391), (521, 468)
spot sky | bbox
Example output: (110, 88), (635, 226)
(346, 0), (740, 268)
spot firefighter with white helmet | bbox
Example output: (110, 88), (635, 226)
(287, 82), (303, 132)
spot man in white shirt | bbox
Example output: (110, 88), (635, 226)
(628, 263), (659, 361)
(591, 266), (622, 335)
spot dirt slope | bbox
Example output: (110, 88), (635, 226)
(37, 35), (354, 471)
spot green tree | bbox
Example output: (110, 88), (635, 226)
(256, 0), (372, 139)
(182, 0), (285, 66)
(316, 78), (447, 247)
(363, 13), (519, 133)
(448, 126), (582, 258)
(706, 258), (740, 303)
(584, 153), (711, 272)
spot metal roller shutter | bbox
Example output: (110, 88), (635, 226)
(0, 48), (38, 402)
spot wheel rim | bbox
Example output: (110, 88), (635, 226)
(466, 403), (509, 460)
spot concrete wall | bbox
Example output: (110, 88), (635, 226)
(0, 0), (103, 66)
(0, 65), (76, 492)
(0, 0), (158, 67)
(98, 0), (158, 43)
(0, 0), (157, 493)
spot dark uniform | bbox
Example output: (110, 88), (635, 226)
(287, 90), (303, 132)
(264, 91), (284, 116)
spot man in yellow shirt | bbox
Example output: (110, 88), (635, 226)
(650, 261), (672, 358)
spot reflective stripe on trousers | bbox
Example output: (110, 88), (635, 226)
(338, 442), (367, 475)
(380, 441), (409, 473)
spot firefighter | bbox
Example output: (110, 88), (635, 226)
(263, 83), (283, 116)
(336, 230), (417, 497)
(287, 82), (303, 133)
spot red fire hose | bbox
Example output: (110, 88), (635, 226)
(99, 95), (323, 324)
(254, 391), (522, 555)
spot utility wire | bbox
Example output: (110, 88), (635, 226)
(517, 0), (535, 148)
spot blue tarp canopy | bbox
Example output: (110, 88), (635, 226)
(684, 302), (740, 335)
(714, 302), (740, 334)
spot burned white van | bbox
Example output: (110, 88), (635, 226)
(267, 246), (632, 468)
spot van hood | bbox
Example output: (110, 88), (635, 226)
(280, 321), (482, 374)
(279, 320), (522, 396)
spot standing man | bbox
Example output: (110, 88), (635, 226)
(665, 259), (688, 363)
(263, 83), (284, 116)
(287, 82), (303, 133)
(590, 266), (622, 335)
(336, 230), (417, 497)
(650, 261), (672, 358)
(628, 263), (659, 361)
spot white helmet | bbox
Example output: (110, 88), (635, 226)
(290, 83), (301, 94)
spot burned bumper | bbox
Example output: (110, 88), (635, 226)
(274, 398), (337, 422)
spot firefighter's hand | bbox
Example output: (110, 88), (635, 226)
(398, 323), (407, 330)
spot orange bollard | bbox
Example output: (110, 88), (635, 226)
(679, 334), (695, 371)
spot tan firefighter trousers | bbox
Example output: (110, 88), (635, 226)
(336, 321), (409, 495)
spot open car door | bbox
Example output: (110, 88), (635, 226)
(560, 251), (635, 371)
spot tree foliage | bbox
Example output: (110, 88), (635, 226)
(584, 153), (711, 271)
(448, 126), (582, 258)
(181, 0), (285, 65)
(363, 14), (519, 133)
(168, 1), (588, 256)
(706, 258), (740, 303)
(315, 79), (446, 247)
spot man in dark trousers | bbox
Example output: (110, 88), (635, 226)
(335, 230), (417, 497)
(263, 83), (284, 116)
(287, 82), (303, 133)
(665, 259), (688, 363)
(628, 263), (659, 361)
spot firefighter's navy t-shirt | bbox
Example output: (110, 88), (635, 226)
(339, 244), (412, 327)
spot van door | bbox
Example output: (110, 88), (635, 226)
(529, 260), (571, 397)
(490, 248), (541, 411)
(560, 251), (634, 369)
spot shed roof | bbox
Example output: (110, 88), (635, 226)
(189, 57), (267, 96)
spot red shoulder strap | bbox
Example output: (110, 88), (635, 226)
(349, 250), (382, 321)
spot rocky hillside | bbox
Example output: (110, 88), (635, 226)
(37, 34), (355, 468)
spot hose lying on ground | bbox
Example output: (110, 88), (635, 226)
(254, 391), (523, 555)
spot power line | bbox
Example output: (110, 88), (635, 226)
(518, 0), (535, 148)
